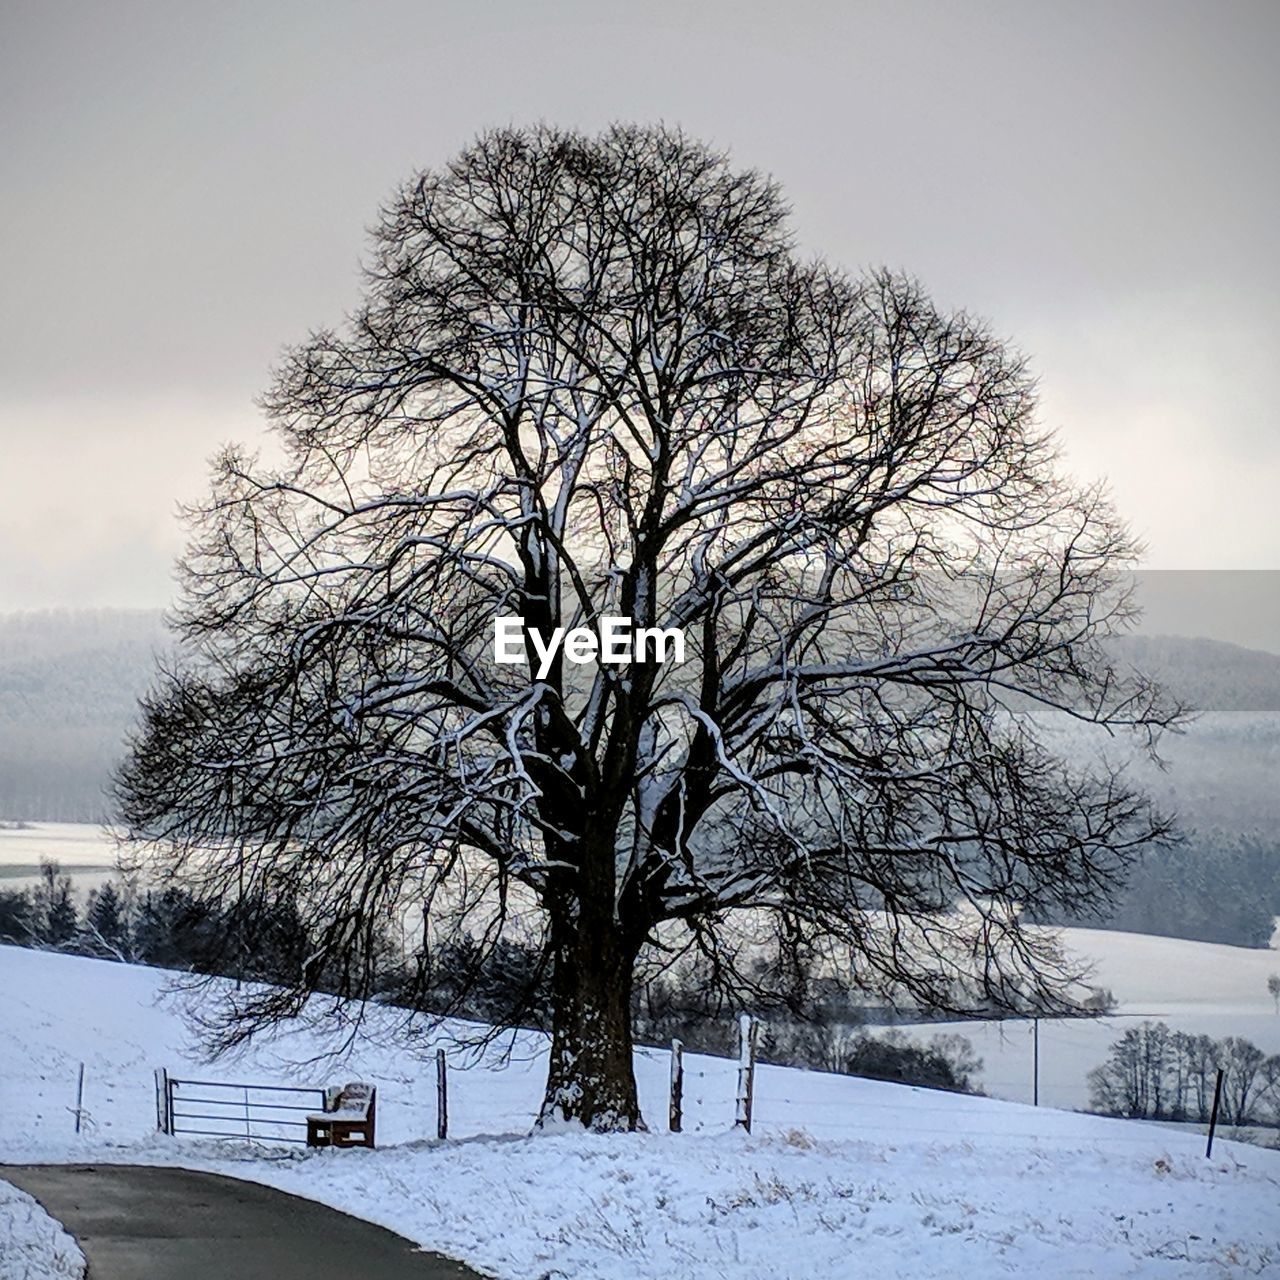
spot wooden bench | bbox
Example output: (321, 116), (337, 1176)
(306, 1081), (376, 1149)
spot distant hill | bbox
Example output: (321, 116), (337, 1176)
(0, 609), (167, 821)
(1, 612), (1277, 826)
(1107, 633), (1280, 712)
(2, 610), (1277, 947)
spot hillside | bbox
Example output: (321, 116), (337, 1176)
(0, 609), (166, 822)
(885, 927), (1280, 1111)
(1107, 633), (1280, 712)
(0, 613), (1276, 827)
(2, 946), (1279, 1278)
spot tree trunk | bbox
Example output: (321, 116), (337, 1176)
(537, 899), (643, 1132)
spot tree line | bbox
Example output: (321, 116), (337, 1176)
(1089, 1021), (1280, 1128)
(1, 860), (983, 1092)
(0, 862), (315, 981)
(1041, 829), (1280, 949)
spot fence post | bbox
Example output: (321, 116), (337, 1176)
(74, 1063), (85, 1134)
(669, 1039), (683, 1133)
(155, 1068), (171, 1135)
(735, 1014), (758, 1133)
(436, 1048), (449, 1141)
(1205, 1068), (1224, 1158)
(1032, 1017), (1040, 1107)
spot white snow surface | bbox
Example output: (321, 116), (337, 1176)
(874, 926), (1280, 1112)
(2, 944), (1279, 1279)
(0, 1179), (85, 1280)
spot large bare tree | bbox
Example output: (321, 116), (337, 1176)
(117, 124), (1179, 1131)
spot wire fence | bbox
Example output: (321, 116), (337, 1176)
(146, 1010), (1278, 1153)
(643, 1013), (1280, 1151)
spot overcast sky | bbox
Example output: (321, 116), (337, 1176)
(2, 0), (1277, 619)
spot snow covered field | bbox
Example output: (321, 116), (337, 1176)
(4, 824), (1279, 1129)
(0, 823), (115, 896)
(2, 946), (1279, 1279)
(879, 928), (1280, 1111)
(0, 1178), (85, 1280)
(12, 818), (1278, 1114)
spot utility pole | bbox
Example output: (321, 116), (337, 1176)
(1032, 1017), (1040, 1107)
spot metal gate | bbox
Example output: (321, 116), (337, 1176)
(155, 1068), (326, 1144)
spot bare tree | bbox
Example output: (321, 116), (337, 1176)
(1218, 1036), (1268, 1127)
(116, 124), (1179, 1131)
(1089, 1022), (1177, 1120)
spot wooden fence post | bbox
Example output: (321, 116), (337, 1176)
(735, 1014), (758, 1133)
(74, 1063), (85, 1134)
(154, 1067), (171, 1135)
(1205, 1068), (1224, 1158)
(669, 1039), (684, 1133)
(1032, 1017), (1040, 1107)
(436, 1048), (449, 1141)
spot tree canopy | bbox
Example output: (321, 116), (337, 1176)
(117, 124), (1180, 1130)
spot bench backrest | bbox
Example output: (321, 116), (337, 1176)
(328, 1081), (375, 1116)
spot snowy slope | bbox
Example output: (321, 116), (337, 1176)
(1062, 926), (1280, 1015)
(876, 927), (1280, 1112)
(0, 1179), (85, 1280)
(2, 947), (1279, 1279)
(5, 827), (1278, 1132)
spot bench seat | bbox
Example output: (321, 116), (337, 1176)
(306, 1082), (376, 1149)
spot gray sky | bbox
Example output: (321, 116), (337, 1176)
(2, 0), (1278, 616)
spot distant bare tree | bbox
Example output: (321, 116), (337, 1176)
(1268, 973), (1279, 1014)
(1259, 1055), (1280, 1126)
(117, 124), (1179, 1131)
(1089, 1022), (1177, 1120)
(1218, 1036), (1269, 1127)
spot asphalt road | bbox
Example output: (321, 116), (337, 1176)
(3, 1164), (486, 1280)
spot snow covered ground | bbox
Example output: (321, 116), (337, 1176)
(9, 821), (1278, 1109)
(0, 1178), (85, 1280)
(876, 927), (1280, 1112)
(0, 823), (115, 896)
(1066, 926), (1280, 1015)
(2, 945), (1279, 1279)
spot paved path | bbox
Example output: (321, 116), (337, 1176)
(2, 1164), (485, 1280)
